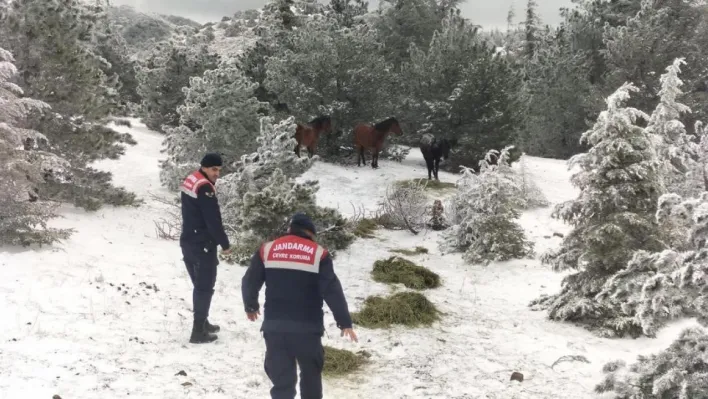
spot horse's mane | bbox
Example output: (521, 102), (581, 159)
(374, 117), (398, 131)
(308, 115), (331, 128)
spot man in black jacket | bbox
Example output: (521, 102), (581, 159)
(180, 153), (231, 344)
(242, 213), (357, 399)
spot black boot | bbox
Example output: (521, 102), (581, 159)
(205, 319), (220, 333)
(189, 320), (218, 344)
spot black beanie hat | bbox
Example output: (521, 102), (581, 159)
(200, 152), (223, 168)
(290, 212), (316, 235)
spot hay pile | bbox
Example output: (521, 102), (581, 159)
(390, 246), (429, 256)
(352, 218), (378, 238)
(323, 346), (368, 377)
(351, 291), (440, 328)
(372, 256), (440, 289)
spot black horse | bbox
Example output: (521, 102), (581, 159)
(419, 133), (454, 180)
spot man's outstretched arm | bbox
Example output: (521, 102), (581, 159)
(242, 248), (265, 314)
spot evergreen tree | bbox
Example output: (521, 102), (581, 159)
(0, 0), (138, 211)
(92, 4), (141, 111)
(523, 0), (540, 58)
(263, 16), (395, 159)
(518, 24), (604, 158)
(403, 15), (521, 170)
(645, 58), (700, 198)
(603, 0), (708, 129)
(0, 47), (72, 246)
(135, 40), (219, 132)
(596, 327), (708, 397)
(219, 117), (353, 263)
(329, 0), (368, 27)
(0, 0), (118, 119)
(441, 147), (534, 265)
(160, 64), (265, 190)
(531, 83), (666, 337)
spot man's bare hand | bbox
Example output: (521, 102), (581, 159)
(341, 328), (358, 343)
(247, 311), (260, 321)
(222, 248), (232, 255)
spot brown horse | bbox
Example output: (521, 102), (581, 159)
(294, 115), (332, 158)
(353, 117), (403, 168)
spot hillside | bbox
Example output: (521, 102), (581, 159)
(0, 119), (699, 398)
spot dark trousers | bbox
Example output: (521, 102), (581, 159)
(263, 332), (324, 399)
(181, 243), (218, 323)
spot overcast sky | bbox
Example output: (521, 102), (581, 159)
(111, 0), (572, 29)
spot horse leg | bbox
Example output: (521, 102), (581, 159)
(434, 158), (440, 180)
(372, 150), (378, 169)
(424, 156), (432, 179)
(358, 146), (365, 166)
(294, 143), (300, 158)
(307, 145), (314, 158)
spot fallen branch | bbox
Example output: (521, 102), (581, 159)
(550, 355), (590, 370)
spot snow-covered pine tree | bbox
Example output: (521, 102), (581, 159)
(0, 0), (118, 119)
(531, 83), (666, 337)
(160, 65), (265, 190)
(440, 146), (534, 265)
(219, 116), (353, 263)
(645, 58), (700, 199)
(596, 192), (708, 337)
(262, 14), (396, 160)
(0, 0), (139, 211)
(135, 39), (219, 132)
(596, 327), (708, 397)
(692, 120), (708, 192)
(0, 47), (72, 246)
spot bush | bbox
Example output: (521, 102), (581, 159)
(390, 246), (428, 256)
(377, 181), (429, 235)
(441, 149), (534, 264)
(372, 256), (440, 289)
(351, 292), (440, 328)
(322, 346), (369, 377)
(596, 327), (708, 398)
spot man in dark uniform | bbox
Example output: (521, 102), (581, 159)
(180, 152), (231, 344)
(242, 213), (358, 399)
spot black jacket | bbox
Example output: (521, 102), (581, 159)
(241, 231), (352, 333)
(179, 170), (230, 250)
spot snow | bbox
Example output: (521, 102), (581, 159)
(0, 119), (701, 399)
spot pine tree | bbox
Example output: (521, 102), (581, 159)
(0, 0), (139, 211)
(0, 0), (118, 119)
(532, 83), (666, 337)
(160, 65), (265, 190)
(135, 40), (219, 132)
(0, 47), (72, 246)
(403, 15), (520, 170)
(263, 16), (395, 159)
(596, 192), (708, 338)
(596, 327), (708, 397)
(523, 0), (540, 58)
(219, 117), (353, 263)
(645, 58), (700, 198)
(441, 147), (534, 265)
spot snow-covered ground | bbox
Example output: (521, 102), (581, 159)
(0, 119), (699, 399)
